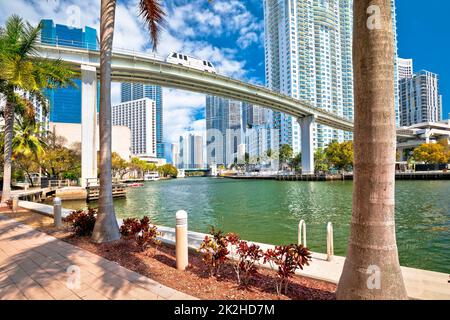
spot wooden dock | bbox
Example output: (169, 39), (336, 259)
(85, 179), (127, 202)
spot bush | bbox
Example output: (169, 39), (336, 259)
(264, 244), (311, 295)
(120, 216), (160, 251)
(198, 227), (229, 276)
(64, 209), (97, 236)
(120, 216), (150, 237)
(136, 225), (160, 251)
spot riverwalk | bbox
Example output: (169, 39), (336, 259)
(5, 201), (449, 300)
(0, 210), (196, 300)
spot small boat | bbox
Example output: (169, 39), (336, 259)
(144, 172), (160, 181)
(127, 182), (144, 187)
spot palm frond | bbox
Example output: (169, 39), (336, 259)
(18, 21), (42, 58)
(139, 0), (166, 51)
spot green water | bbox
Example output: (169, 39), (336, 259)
(62, 178), (450, 273)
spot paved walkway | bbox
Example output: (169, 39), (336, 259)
(0, 214), (197, 300)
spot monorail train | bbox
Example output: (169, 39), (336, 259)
(166, 52), (217, 73)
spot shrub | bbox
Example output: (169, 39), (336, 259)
(64, 209), (97, 236)
(198, 227), (229, 276)
(236, 241), (264, 286)
(264, 244), (311, 295)
(120, 216), (150, 237)
(120, 216), (159, 251)
(136, 224), (160, 251)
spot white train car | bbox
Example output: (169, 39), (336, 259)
(166, 52), (216, 73)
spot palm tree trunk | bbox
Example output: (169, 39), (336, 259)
(91, 0), (120, 243)
(1, 102), (14, 204)
(336, 0), (408, 299)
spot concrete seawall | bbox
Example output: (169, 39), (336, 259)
(223, 171), (450, 181)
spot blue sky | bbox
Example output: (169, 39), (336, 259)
(0, 0), (448, 143)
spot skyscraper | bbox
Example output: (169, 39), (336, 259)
(112, 98), (157, 157)
(205, 96), (243, 167)
(179, 133), (204, 169)
(40, 19), (99, 124)
(263, 0), (399, 151)
(120, 83), (164, 158)
(399, 71), (443, 126)
(398, 58), (414, 81)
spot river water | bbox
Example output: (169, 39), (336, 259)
(61, 177), (450, 273)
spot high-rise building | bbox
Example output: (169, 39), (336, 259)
(120, 83), (164, 158)
(398, 58), (414, 80)
(205, 96), (244, 167)
(263, 0), (399, 151)
(40, 19), (99, 124)
(399, 70), (443, 126)
(112, 98), (157, 157)
(179, 133), (204, 169)
(171, 143), (180, 167)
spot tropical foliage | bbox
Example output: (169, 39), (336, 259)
(324, 140), (354, 171)
(0, 15), (75, 202)
(413, 140), (450, 164)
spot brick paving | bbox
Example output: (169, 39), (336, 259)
(0, 214), (197, 300)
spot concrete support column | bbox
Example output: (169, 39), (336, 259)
(298, 115), (316, 175)
(81, 65), (98, 188)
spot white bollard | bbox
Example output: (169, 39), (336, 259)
(53, 197), (62, 228)
(298, 220), (307, 248)
(175, 210), (188, 271)
(327, 222), (334, 261)
(12, 196), (19, 212)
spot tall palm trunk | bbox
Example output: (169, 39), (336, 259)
(1, 102), (14, 203)
(91, 0), (120, 243)
(336, 0), (408, 299)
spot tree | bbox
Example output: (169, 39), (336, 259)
(279, 144), (293, 170)
(325, 140), (354, 171)
(336, 0), (408, 299)
(111, 152), (129, 179)
(413, 142), (449, 164)
(92, 0), (166, 243)
(291, 152), (301, 172)
(0, 15), (75, 203)
(314, 148), (329, 173)
(157, 164), (178, 178)
(0, 117), (45, 186)
(40, 133), (81, 179)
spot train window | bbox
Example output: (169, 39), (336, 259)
(208, 62), (213, 67)
(184, 55), (187, 61)
(172, 53), (177, 58)
(203, 61), (206, 66)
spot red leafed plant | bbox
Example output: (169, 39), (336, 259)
(226, 233), (264, 286)
(64, 209), (97, 237)
(120, 216), (160, 250)
(264, 244), (311, 295)
(120, 216), (150, 237)
(136, 224), (160, 251)
(198, 227), (229, 277)
(236, 241), (264, 286)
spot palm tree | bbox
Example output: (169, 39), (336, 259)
(91, 0), (165, 243)
(0, 15), (75, 203)
(336, 0), (408, 299)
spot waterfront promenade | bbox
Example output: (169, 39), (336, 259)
(2, 201), (449, 300)
(0, 211), (196, 300)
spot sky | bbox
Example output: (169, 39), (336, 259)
(0, 0), (448, 144)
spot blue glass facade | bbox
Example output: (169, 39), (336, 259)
(121, 83), (164, 158)
(41, 19), (99, 123)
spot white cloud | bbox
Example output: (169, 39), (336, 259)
(163, 88), (205, 143)
(1, 0), (262, 148)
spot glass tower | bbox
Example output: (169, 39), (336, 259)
(41, 19), (99, 124)
(120, 83), (164, 158)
